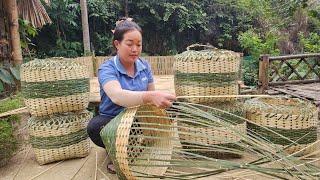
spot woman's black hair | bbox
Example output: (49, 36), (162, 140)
(112, 18), (142, 47)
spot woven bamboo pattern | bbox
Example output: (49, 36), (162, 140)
(98, 103), (320, 179)
(28, 110), (92, 165)
(21, 58), (90, 116)
(178, 102), (247, 158)
(73, 56), (94, 78)
(245, 97), (318, 155)
(100, 105), (174, 180)
(174, 44), (241, 103)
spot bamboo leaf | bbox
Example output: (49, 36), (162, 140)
(0, 81), (4, 92)
(10, 66), (20, 80)
(0, 68), (14, 84)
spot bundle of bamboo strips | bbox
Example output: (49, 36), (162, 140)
(100, 102), (320, 180)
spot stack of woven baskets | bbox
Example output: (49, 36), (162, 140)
(21, 58), (92, 165)
(174, 44), (246, 158)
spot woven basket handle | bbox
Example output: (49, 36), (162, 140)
(186, 44), (217, 51)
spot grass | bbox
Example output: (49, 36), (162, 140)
(0, 93), (24, 167)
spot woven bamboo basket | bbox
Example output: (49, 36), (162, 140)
(28, 110), (92, 165)
(21, 58), (90, 116)
(100, 105), (175, 180)
(174, 44), (241, 103)
(244, 97), (318, 155)
(177, 102), (247, 158)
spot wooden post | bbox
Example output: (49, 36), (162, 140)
(258, 55), (270, 93)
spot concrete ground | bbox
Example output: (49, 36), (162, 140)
(0, 141), (117, 180)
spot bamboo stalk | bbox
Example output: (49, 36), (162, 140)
(13, 146), (31, 180)
(98, 168), (111, 180)
(0, 107), (28, 118)
(176, 94), (271, 99)
(94, 151), (97, 180)
(28, 161), (64, 180)
(70, 155), (90, 180)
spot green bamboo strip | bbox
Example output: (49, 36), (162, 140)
(30, 129), (88, 149)
(177, 103), (246, 126)
(100, 110), (127, 180)
(21, 78), (89, 99)
(247, 123), (317, 145)
(175, 72), (239, 83)
(180, 142), (244, 158)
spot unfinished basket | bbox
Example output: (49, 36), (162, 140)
(177, 102), (247, 158)
(174, 44), (241, 103)
(245, 97), (318, 155)
(28, 110), (92, 165)
(100, 105), (175, 180)
(21, 58), (90, 116)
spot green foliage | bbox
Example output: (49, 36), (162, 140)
(0, 68), (14, 85)
(308, 5), (320, 32)
(0, 120), (17, 167)
(238, 29), (280, 86)
(0, 82), (3, 93)
(30, 0), (318, 58)
(0, 66), (20, 93)
(0, 94), (24, 113)
(238, 29), (280, 59)
(202, 0), (253, 49)
(299, 32), (320, 53)
(19, 19), (38, 60)
(128, 0), (209, 54)
(87, 0), (120, 55)
(45, 0), (80, 30)
(19, 19), (38, 49)
(48, 39), (83, 58)
(34, 0), (82, 58)
(92, 33), (113, 55)
(162, 2), (208, 32)
(242, 56), (258, 86)
(0, 95), (23, 166)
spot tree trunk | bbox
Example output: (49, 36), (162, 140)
(80, 0), (91, 55)
(7, 0), (22, 65)
(124, 0), (128, 17)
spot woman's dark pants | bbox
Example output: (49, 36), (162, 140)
(87, 115), (113, 148)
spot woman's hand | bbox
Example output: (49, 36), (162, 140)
(143, 91), (176, 109)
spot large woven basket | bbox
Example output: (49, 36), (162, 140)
(100, 105), (174, 180)
(21, 58), (90, 116)
(244, 97), (318, 155)
(28, 110), (92, 165)
(174, 44), (241, 103)
(177, 102), (247, 158)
